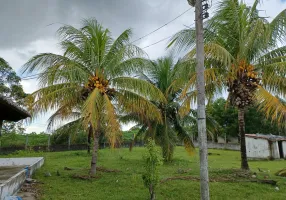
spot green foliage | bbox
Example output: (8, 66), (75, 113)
(142, 138), (163, 200)
(22, 18), (164, 150)
(121, 56), (196, 162)
(169, 0), (286, 126)
(0, 57), (27, 134)
(208, 98), (284, 139)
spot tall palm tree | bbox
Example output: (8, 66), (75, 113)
(169, 0), (286, 169)
(22, 18), (165, 176)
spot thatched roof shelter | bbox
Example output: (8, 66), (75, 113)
(0, 95), (31, 121)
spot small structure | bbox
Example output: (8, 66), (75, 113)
(0, 96), (44, 199)
(0, 95), (31, 135)
(246, 134), (286, 160)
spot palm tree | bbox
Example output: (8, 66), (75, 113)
(122, 56), (219, 161)
(169, 0), (286, 169)
(22, 18), (165, 176)
(121, 56), (193, 161)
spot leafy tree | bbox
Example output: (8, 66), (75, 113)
(208, 98), (283, 142)
(22, 18), (165, 176)
(0, 57), (27, 135)
(169, 0), (286, 170)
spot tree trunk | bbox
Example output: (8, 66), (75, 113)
(195, 0), (210, 199)
(238, 108), (249, 170)
(149, 184), (155, 200)
(90, 126), (100, 176)
(87, 126), (92, 154)
(0, 120), (3, 137)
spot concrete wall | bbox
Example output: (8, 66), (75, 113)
(193, 142), (240, 151)
(271, 141), (280, 159)
(0, 157), (44, 199)
(0, 158), (43, 167)
(283, 141), (286, 158)
(0, 170), (26, 200)
(246, 137), (270, 159)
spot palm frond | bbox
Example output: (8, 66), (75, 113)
(256, 86), (286, 126)
(111, 77), (166, 103)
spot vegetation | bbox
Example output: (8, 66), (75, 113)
(22, 19), (165, 175)
(121, 57), (195, 162)
(142, 139), (163, 200)
(169, 0), (286, 170)
(0, 57), (27, 135)
(2, 147), (286, 200)
(208, 98), (283, 142)
(0, 132), (49, 147)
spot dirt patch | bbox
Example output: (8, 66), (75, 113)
(17, 182), (42, 200)
(64, 166), (121, 173)
(161, 169), (277, 186)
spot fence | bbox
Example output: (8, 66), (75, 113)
(0, 133), (240, 154)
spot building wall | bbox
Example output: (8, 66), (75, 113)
(271, 141), (280, 159)
(282, 141), (286, 158)
(246, 137), (270, 158)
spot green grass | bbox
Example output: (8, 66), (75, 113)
(2, 147), (286, 200)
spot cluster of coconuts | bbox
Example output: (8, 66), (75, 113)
(228, 61), (260, 108)
(81, 75), (115, 100)
(85, 76), (109, 93)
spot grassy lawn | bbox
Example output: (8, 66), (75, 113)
(3, 147), (286, 200)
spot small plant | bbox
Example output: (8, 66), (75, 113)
(142, 138), (163, 200)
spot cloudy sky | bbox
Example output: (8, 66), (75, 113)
(0, 0), (285, 133)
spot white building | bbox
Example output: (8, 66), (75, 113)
(245, 134), (286, 160)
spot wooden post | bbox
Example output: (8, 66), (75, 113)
(48, 134), (51, 151)
(25, 135), (29, 150)
(0, 120), (3, 137)
(68, 134), (71, 150)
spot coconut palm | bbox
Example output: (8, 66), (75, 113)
(120, 56), (193, 161)
(22, 18), (165, 175)
(169, 0), (286, 169)
(121, 56), (219, 161)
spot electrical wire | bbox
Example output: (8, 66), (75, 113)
(131, 7), (192, 43)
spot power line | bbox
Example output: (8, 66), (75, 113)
(143, 22), (195, 49)
(142, 36), (172, 49)
(131, 7), (192, 43)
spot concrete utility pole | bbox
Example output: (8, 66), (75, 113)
(188, 0), (210, 199)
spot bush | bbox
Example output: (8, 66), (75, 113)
(142, 138), (163, 200)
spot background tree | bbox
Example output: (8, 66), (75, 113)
(208, 98), (283, 142)
(0, 57), (27, 135)
(22, 18), (165, 176)
(169, 0), (286, 170)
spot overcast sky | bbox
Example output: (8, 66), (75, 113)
(0, 0), (285, 133)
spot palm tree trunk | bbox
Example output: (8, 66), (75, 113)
(238, 108), (249, 170)
(87, 126), (92, 154)
(90, 126), (100, 176)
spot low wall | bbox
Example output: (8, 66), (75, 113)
(0, 157), (44, 199)
(193, 142), (240, 151)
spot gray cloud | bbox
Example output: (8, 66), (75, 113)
(0, 0), (190, 49)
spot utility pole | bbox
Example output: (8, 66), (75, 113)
(188, 0), (210, 199)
